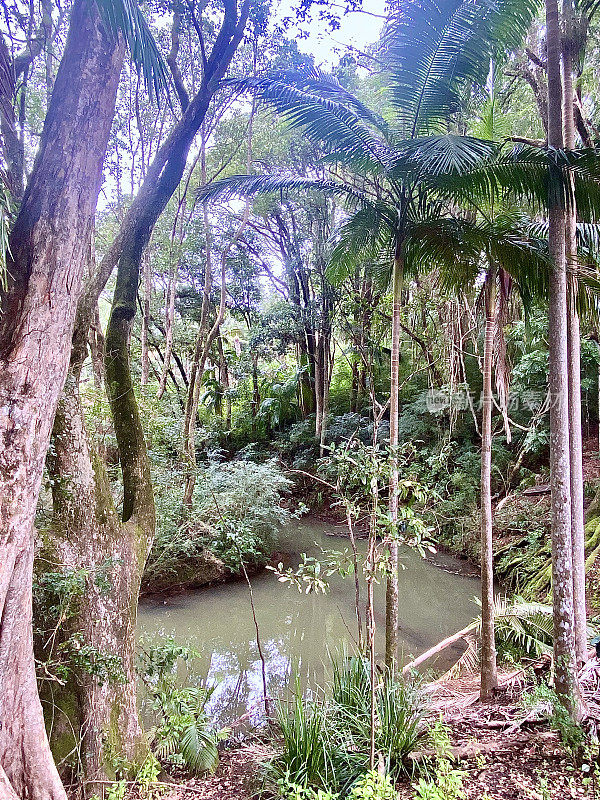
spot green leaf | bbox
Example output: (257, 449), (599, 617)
(95, 0), (170, 104)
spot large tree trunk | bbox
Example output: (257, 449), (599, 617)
(48, 370), (150, 786)
(545, 0), (581, 717)
(0, 3), (123, 796)
(480, 281), (498, 700)
(562, 0), (588, 664)
(385, 255), (402, 672)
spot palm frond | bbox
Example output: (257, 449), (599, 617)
(179, 721), (219, 775)
(423, 144), (600, 217)
(197, 174), (368, 206)
(95, 0), (170, 103)
(383, 0), (538, 135)
(402, 214), (549, 311)
(446, 596), (555, 679)
(493, 597), (554, 657)
(228, 75), (389, 171)
(327, 202), (397, 285)
(472, 94), (513, 142)
(390, 134), (499, 181)
(233, 68), (389, 134)
(402, 217), (482, 286)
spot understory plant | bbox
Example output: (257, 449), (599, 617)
(138, 637), (223, 775)
(146, 457), (298, 583)
(522, 683), (586, 754)
(265, 657), (428, 796)
(412, 760), (466, 800)
(411, 719), (466, 800)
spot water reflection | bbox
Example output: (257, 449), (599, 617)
(138, 521), (480, 727)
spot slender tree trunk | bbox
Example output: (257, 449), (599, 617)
(89, 304), (105, 389)
(158, 257), (178, 400)
(545, 0), (581, 716)
(480, 281), (498, 700)
(350, 360), (359, 413)
(183, 91), (254, 503)
(597, 347), (600, 455)
(251, 352), (260, 420)
(182, 194), (214, 500)
(319, 340), (332, 458)
(140, 248), (151, 385)
(562, 0), (588, 663)
(368, 477), (379, 770)
(315, 336), (323, 439)
(345, 506), (363, 650)
(216, 333), (230, 423)
(0, 4), (123, 795)
(385, 255), (402, 673)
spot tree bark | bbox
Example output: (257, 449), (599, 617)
(545, 0), (581, 717)
(562, 0), (588, 664)
(141, 248), (151, 385)
(48, 369), (150, 785)
(480, 281), (498, 700)
(0, 3), (123, 796)
(385, 255), (402, 673)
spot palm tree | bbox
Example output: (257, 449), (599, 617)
(561, 0), (600, 664)
(545, 0), (583, 717)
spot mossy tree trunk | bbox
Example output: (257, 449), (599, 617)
(48, 235), (157, 788)
(0, 3), (123, 796)
(48, 365), (151, 785)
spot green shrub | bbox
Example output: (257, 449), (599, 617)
(412, 760), (466, 800)
(194, 458), (296, 569)
(146, 458), (297, 581)
(275, 776), (338, 800)
(348, 771), (395, 800)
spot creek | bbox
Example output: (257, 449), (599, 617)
(138, 519), (480, 727)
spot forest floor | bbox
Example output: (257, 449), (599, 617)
(159, 669), (599, 800)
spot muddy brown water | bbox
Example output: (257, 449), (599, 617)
(138, 520), (480, 727)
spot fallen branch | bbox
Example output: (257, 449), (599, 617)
(402, 623), (476, 674)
